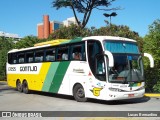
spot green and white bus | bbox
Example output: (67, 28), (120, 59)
(7, 36), (154, 102)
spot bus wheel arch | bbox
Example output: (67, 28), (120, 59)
(22, 80), (30, 94)
(73, 83), (87, 102)
(16, 79), (23, 92)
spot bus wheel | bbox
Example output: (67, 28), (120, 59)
(22, 81), (30, 94)
(16, 80), (22, 92)
(73, 84), (87, 102)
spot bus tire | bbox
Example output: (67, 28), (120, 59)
(73, 84), (87, 102)
(16, 80), (22, 92)
(22, 81), (30, 94)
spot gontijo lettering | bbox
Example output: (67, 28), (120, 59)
(20, 66), (37, 72)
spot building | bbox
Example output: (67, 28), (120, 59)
(0, 31), (21, 41)
(63, 17), (78, 27)
(37, 15), (78, 39)
(37, 15), (63, 39)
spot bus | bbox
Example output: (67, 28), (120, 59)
(6, 36), (154, 102)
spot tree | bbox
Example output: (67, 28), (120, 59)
(15, 36), (44, 49)
(0, 37), (14, 80)
(49, 24), (92, 39)
(143, 19), (160, 93)
(50, 24), (143, 50)
(52, 0), (119, 28)
(0, 36), (45, 80)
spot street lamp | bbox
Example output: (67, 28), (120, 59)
(103, 12), (117, 26)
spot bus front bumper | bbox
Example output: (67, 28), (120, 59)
(106, 89), (145, 101)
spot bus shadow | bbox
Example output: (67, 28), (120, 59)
(31, 91), (75, 101)
(88, 97), (151, 105)
(30, 90), (151, 105)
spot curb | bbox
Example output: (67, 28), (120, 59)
(144, 93), (160, 97)
(0, 81), (7, 83)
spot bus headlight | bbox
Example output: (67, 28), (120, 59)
(136, 86), (145, 91)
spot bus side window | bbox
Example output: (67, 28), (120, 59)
(57, 46), (69, 61)
(70, 43), (85, 61)
(71, 45), (82, 60)
(18, 53), (25, 63)
(8, 53), (17, 64)
(45, 48), (55, 62)
(35, 50), (44, 62)
(26, 52), (34, 63)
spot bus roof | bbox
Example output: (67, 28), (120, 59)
(8, 36), (137, 53)
(34, 37), (82, 47)
(82, 36), (137, 42)
(8, 37), (83, 53)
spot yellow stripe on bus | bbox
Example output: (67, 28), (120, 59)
(34, 39), (69, 47)
(7, 63), (51, 91)
(36, 62), (51, 90)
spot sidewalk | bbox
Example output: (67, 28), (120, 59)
(0, 81), (160, 97)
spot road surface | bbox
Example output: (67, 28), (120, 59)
(0, 81), (160, 120)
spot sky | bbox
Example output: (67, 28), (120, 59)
(0, 0), (160, 38)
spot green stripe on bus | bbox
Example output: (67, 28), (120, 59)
(42, 62), (60, 92)
(69, 37), (82, 43)
(49, 61), (70, 93)
(59, 37), (82, 45)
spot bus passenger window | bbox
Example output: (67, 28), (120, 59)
(57, 46), (68, 61)
(8, 53), (17, 64)
(72, 52), (81, 60)
(35, 50), (44, 62)
(26, 52), (34, 63)
(71, 44), (85, 61)
(18, 53), (25, 63)
(13, 59), (17, 64)
(45, 48), (55, 61)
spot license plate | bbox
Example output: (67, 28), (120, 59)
(128, 94), (134, 97)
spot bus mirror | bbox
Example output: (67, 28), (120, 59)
(104, 51), (114, 67)
(143, 53), (154, 68)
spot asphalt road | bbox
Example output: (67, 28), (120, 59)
(0, 81), (160, 120)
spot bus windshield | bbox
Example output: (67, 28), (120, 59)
(104, 40), (139, 54)
(104, 41), (144, 83)
(108, 54), (144, 83)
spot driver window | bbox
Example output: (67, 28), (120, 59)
(87, 40), (103, 76)
(95, 55), (106, 81)
(97, 57), (105, 74)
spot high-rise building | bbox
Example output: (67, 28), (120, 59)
(37, 15), (63, 39)
(37, 15), (78, 39)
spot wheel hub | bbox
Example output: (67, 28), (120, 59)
(77, 88), (84, 98)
